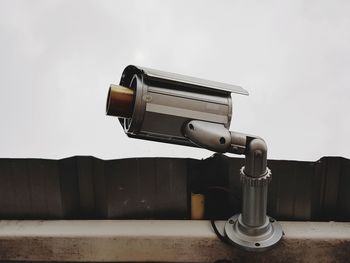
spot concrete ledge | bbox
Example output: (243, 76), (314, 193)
(0, 220), (349, 262)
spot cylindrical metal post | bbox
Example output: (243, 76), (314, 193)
(241, 180), (268, 227)
(241, 138), (269, 227)
(224, 137), (283, 251)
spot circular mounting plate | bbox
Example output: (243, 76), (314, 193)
(224, 214), (283, 252)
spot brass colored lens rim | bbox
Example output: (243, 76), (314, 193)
(106, 84), (135, 118)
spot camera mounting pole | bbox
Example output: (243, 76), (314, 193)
(184, 120), (283, 252)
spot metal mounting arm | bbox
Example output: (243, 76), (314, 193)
(184, 120), (283, 251)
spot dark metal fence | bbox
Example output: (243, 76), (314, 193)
(0, 155), (348, 221)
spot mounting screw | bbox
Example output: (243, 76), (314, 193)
(229, 219), (234, 224)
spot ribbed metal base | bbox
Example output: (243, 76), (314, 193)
(224, 214), (283, 252)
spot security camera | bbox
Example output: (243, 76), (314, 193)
(106, 65), (283, 251)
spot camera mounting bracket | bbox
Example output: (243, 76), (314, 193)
(183, 120), (283, 251)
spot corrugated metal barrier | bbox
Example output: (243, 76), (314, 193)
(0, 155), (348, 221)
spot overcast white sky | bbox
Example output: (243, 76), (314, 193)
(0, 0), (349, 161)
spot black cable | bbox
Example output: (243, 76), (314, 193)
(210, 219), (231, 245)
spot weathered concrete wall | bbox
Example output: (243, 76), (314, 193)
(0, 220), (349, 262)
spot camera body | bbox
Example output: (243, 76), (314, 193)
(106, 65), (248, 147)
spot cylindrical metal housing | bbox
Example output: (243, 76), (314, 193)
(241, 178), (269, 227)
(108, 65), (247, 147)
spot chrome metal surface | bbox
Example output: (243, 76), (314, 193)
(139, 66), (249, 95)
(123, 74), (146, 133)
(121, 65), (249, 96)
(225, 214), (283, 252)
(224, 137), (282, 251)
(112, 65), (235, 147)
(244, 138), (268, 178)
(183, 120), (231, 153)
(241, 168), (271, 227)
